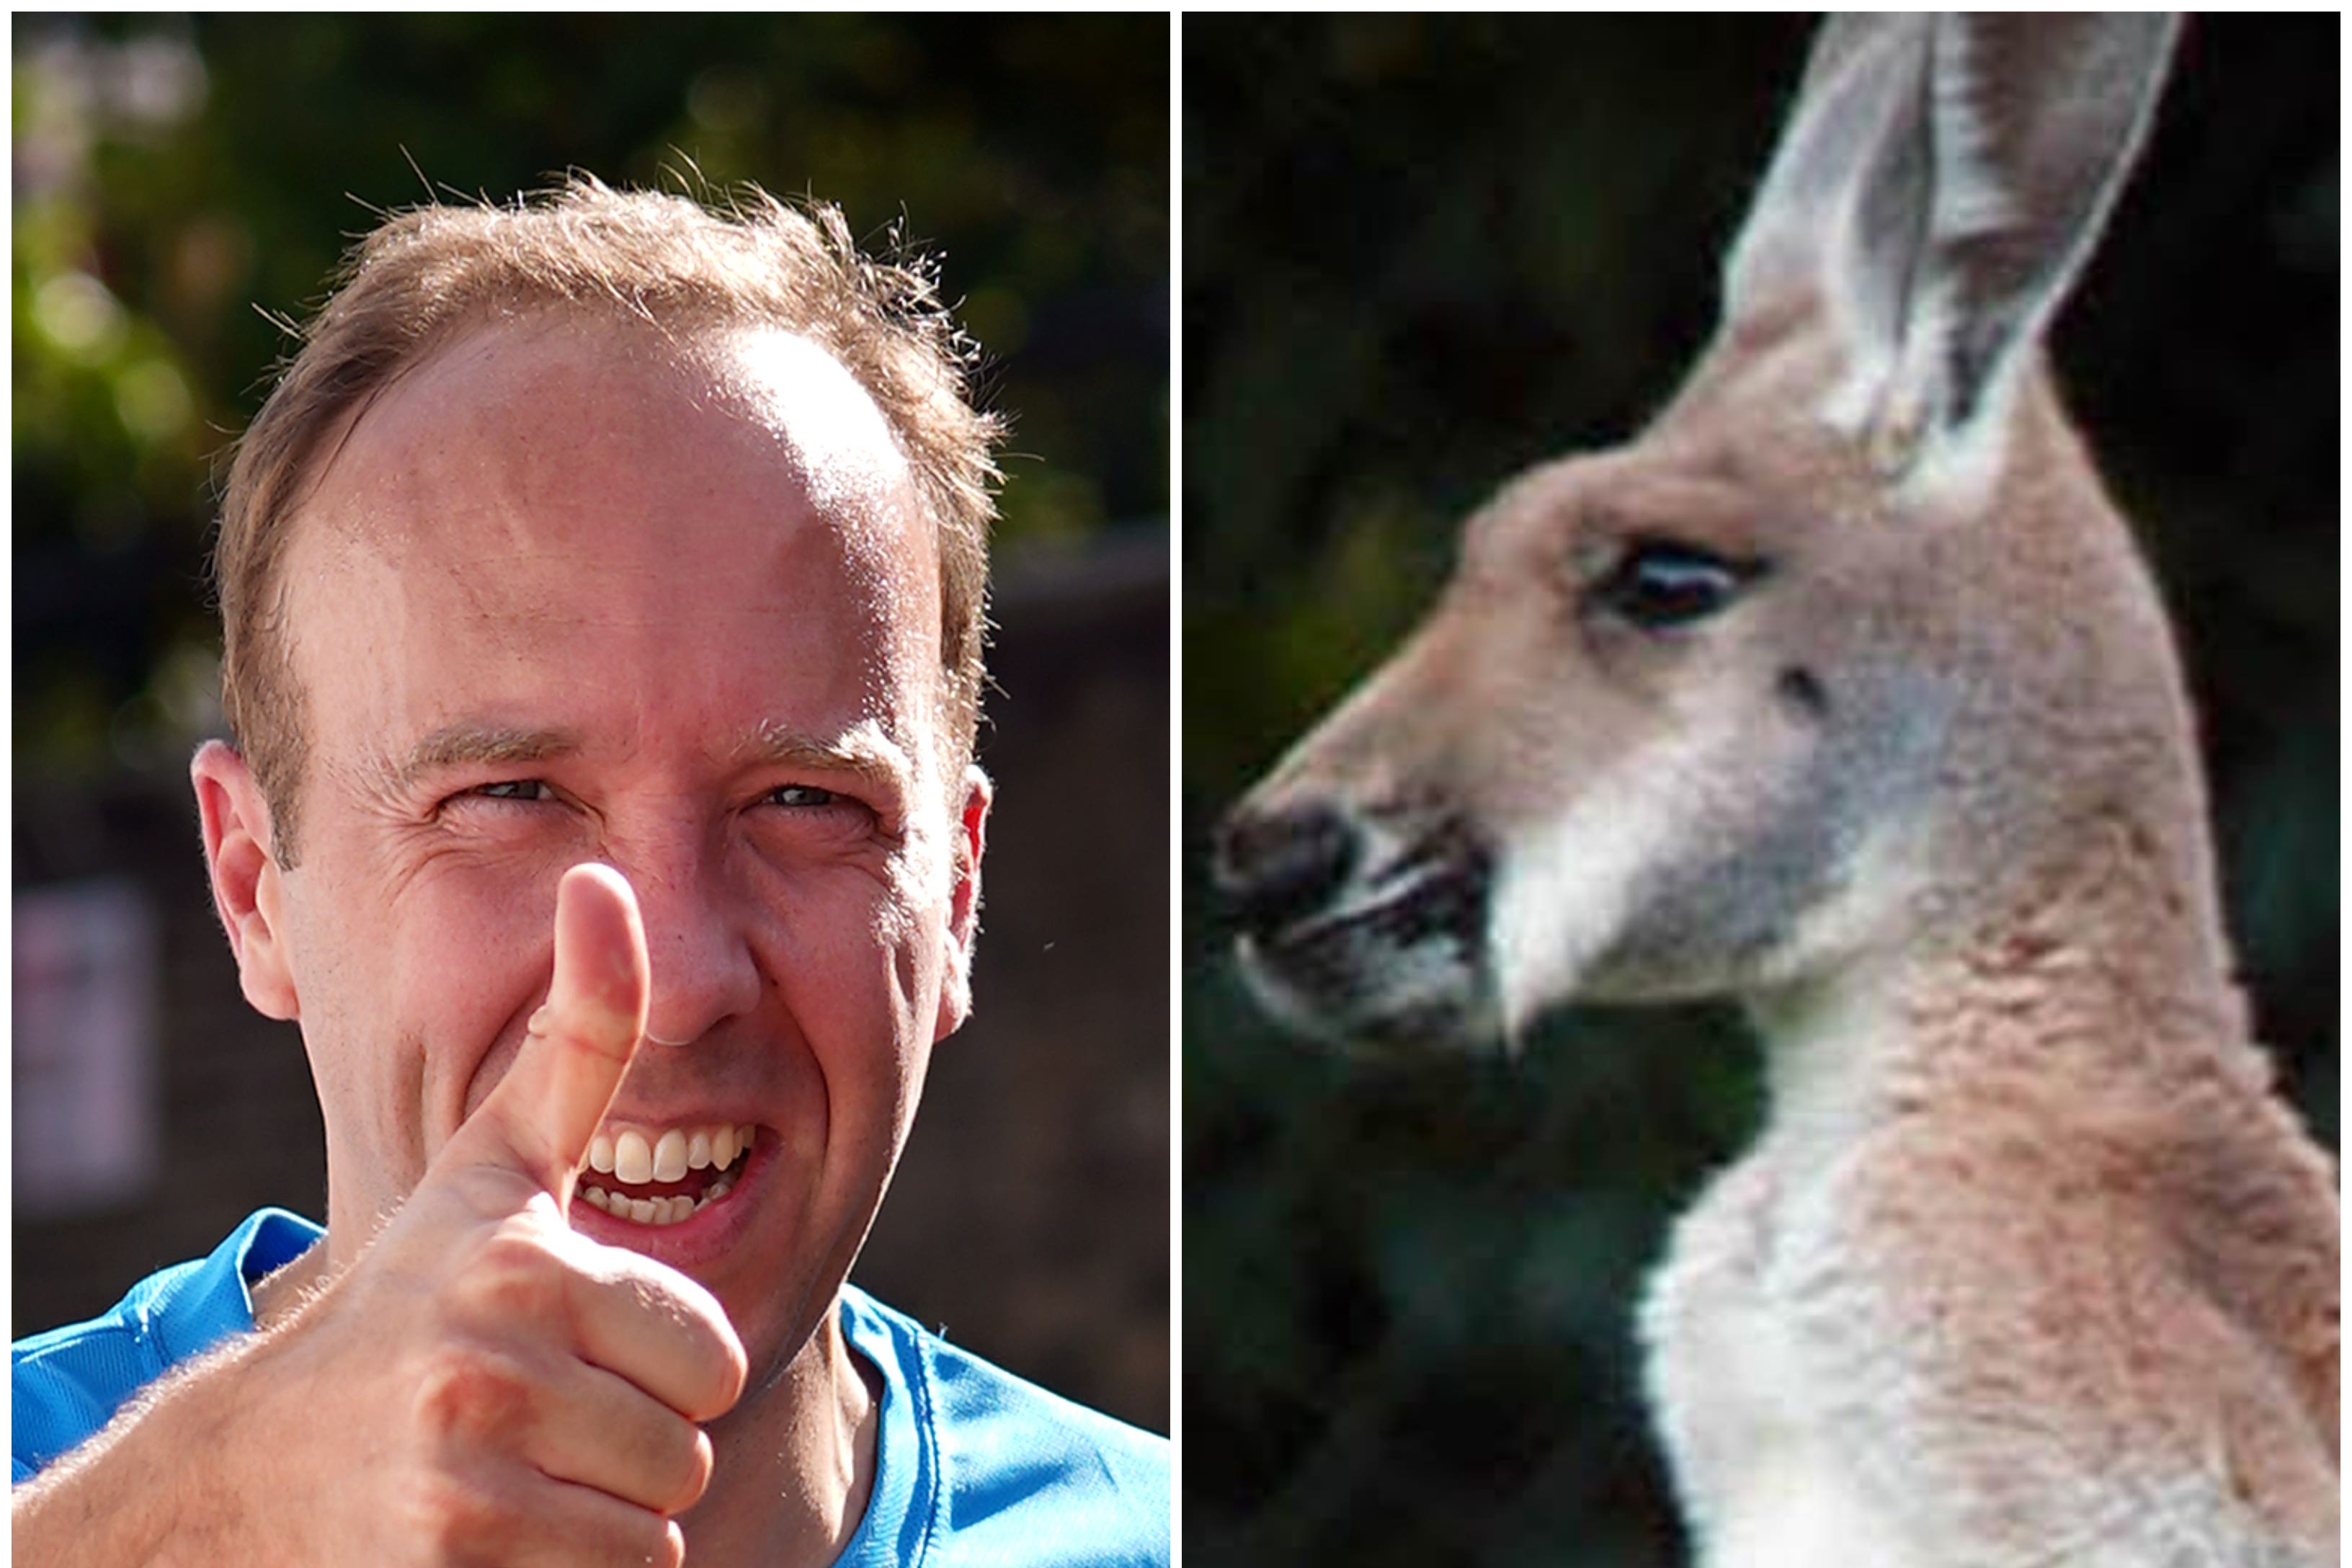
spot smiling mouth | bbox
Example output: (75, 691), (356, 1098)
(576, 1121), (758, 1227)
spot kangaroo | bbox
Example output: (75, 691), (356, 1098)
(1214, 15), (2338, 1567)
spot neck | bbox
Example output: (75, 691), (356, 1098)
(682, 1302), (883, 1568)
(1747, 800), (2254, 1158)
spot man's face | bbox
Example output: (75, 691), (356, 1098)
(211, 316), (986, 1384)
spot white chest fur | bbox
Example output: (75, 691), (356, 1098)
(1639, 1152), (1921, 1568)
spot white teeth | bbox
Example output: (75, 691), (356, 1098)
(613, 1131), (654, 1185)
(579, 1185), (705, 1226)
(574, 1122), (757, 1227)
(591, 1123), (755, 1173)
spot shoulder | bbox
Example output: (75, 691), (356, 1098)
(842, 1286), (1170, 1567)
(12, 1208), (322, 1483)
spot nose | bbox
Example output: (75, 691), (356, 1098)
(621, 853), (762, 1048)
(1215, 798), (1362, 937)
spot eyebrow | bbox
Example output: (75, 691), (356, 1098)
(734, 719), (914, 797)
(388, 721), (582, 793)
(379, 716), (917, 797)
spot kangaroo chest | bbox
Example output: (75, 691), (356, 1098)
(1639, 1154), (1923, 1568)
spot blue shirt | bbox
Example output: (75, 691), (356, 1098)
(12, 1207), (319, 1483)
(12, 1209), (1170, 1565)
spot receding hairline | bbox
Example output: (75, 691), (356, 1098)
(215, 177), (1000, 865)
(283, 309), (927, 545)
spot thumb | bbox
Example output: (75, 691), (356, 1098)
(454, 863), (649, 1195)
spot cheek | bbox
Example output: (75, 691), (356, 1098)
(867, 861), (949, 1026)
(785, 862), (955, 1139)
(1488, 741), (1700, 1025)
(302, 860), (547, 1128)
(1487, 691), (1825, 1013)
(868, 818), (958, 958)
(386, 866), (548, 1008)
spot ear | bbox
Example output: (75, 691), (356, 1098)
(190, 739), (300, 1021)
(931, 765), (992, 1042)
(1724, 14), (2178, 478)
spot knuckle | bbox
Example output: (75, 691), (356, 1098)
(597, 1261), (744, 1419)
(556, 1507), (680, 1568)
(651, 1425), (715, 1515)
(561, 986), (641, 1051)
(405, 1466), (516, 1563)
(632, 1519), (687, 1568)
(685, 1425), (716, 1504)
(463, 1224), (573, 1324)
(654, 1287), (747, 1410)
(411, 1341), (539, 1452)
(675, 1341), (746, 1422)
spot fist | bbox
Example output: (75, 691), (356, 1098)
(260, 865), (748, 1567)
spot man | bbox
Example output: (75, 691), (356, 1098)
(12, 178), (1170, 1566)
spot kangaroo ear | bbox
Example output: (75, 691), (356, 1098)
(1725, 14), (2178, 478)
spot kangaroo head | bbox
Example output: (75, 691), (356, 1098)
(1219, 15), (2204, 1050)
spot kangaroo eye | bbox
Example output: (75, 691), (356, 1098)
(1592, 540), (1755, 628)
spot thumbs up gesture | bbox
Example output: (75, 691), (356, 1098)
(244, 864), (749, 1566)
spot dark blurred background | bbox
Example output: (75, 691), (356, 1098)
(1185, 15), (2335, 1567)
(13, 14), (1169, 1435)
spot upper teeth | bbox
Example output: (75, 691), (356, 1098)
(581, 1123), (757, 1180)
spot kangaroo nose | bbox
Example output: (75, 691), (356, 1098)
(1216, 799), (1361, 936)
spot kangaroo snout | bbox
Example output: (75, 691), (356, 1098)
(1216, 790), (1499, 1051)
(1213, 797), (1361, 938)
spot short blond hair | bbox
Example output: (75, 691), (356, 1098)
(214, 176), (1000, 863)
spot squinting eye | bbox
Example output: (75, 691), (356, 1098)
(473, 780), (552, 802)
(768, 785), (839, 808)
(1592, 540), (1759, 629)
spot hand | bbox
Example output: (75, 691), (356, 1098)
(279, 863), (749, 1564)
(149, 864), (744, 1567)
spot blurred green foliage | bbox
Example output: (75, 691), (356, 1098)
(14, 13), (1167, 779)
(1184, 17), (2336, 1567)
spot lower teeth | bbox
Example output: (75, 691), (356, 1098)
(580, 1166), (740, 1226)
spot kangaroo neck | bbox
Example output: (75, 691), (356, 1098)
(1747, 798), (2254, 1158)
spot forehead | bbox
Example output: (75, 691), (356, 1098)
(315, 313), (914, 533)
(277, 315), (943, 752)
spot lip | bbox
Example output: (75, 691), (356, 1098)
(1257, 860), (1486, 966)
(569, 1125), (772, 1272)
(1236, 849), (1500, 1051)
